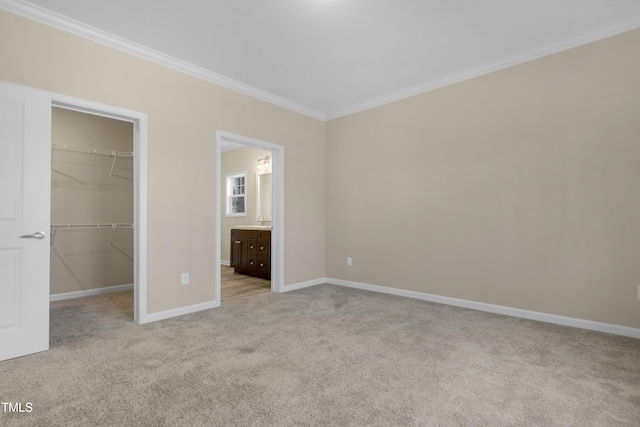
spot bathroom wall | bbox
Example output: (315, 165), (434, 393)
(220, 146), (271, 263)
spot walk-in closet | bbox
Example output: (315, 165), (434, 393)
(50, 107), (134, 312)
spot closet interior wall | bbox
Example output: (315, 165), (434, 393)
(50, 107), (134, 295)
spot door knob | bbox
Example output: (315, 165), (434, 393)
(20, 231), (46, 240)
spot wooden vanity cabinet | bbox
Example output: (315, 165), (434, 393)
(230, 229), (271, 279)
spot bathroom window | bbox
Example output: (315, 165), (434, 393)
(226, 171), (246, 217)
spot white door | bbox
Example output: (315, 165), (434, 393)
(0, 82), (51, 361)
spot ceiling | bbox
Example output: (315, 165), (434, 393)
(4, 0), (640, 120)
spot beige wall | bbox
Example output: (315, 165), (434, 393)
(3, 8), (638, 330)
(0, 9), (326, 313)
(51, 107), (134, 294)
(220, 146), (272, 263)
(326, 28), (640, 329)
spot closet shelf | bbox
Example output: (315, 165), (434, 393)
(52, 143), (133, 179)
(52, 143), (133, 158)
(51, 223), (133, 229)
(50, 223), (133, 247)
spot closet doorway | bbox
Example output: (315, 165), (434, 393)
(49, 104), (142, 322)
(216, 131), (284, 303)
(0, 81), (148, 361)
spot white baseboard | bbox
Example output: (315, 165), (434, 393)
(327, 278), (640, 339)
(140, 299), (220, 324)
(50, 283), (133, 302)
(221, 260), (230, 267)
(282, 277), (327, 292)
(113, 274), (638, 337)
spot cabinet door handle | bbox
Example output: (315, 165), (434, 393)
(235, 240), (241, 244)
(250, 245), (254, 249)
(250, 261), (254, 266)
(260, 246), (264, 250)
(259, 263), (264, 267)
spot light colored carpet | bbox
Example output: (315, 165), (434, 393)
(1, 284), (639, 426)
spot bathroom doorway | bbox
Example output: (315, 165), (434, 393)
(215, 131), (284, 304)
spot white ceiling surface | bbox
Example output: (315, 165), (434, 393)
(5, 0), (640, 120)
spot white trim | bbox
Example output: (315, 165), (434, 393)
(134, 115), (148, 324)
(139, 300), (219, 324)
(225, 170), (247, 217)
(50, 284), (133, 302)
(272, 146), (285, 293)
(0, 0), (325, 121)
(50, 92), (148, 325)
(220, 260), (230, 267)
(282, 277), (326, 292)
(325, 14), (640, 120)
(327, 278), (640, 339)
(216, 131), (285, 298)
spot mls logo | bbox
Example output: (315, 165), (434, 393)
(2, 402), (33, 413)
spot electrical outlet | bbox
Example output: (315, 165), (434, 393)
(181, 273), (189, 285)
(347, 257), (352, 266)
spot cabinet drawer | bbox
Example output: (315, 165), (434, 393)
(231, 229), (257, 239)
(258, 239), (270, 256)
(257, 256), (270, 275)
(258, 230), (271, 239)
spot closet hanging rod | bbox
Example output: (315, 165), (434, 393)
(52, 143), (133, 158)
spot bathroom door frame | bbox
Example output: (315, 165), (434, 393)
(215, 131), (285, 301)
(52, 93), (148, 324)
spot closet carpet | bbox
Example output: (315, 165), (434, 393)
(1, 285), (639, 426)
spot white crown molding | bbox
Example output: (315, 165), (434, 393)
(4, 0), (639, 122)
(326, 13), (640, 120)
(0, 0), (327, 121)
